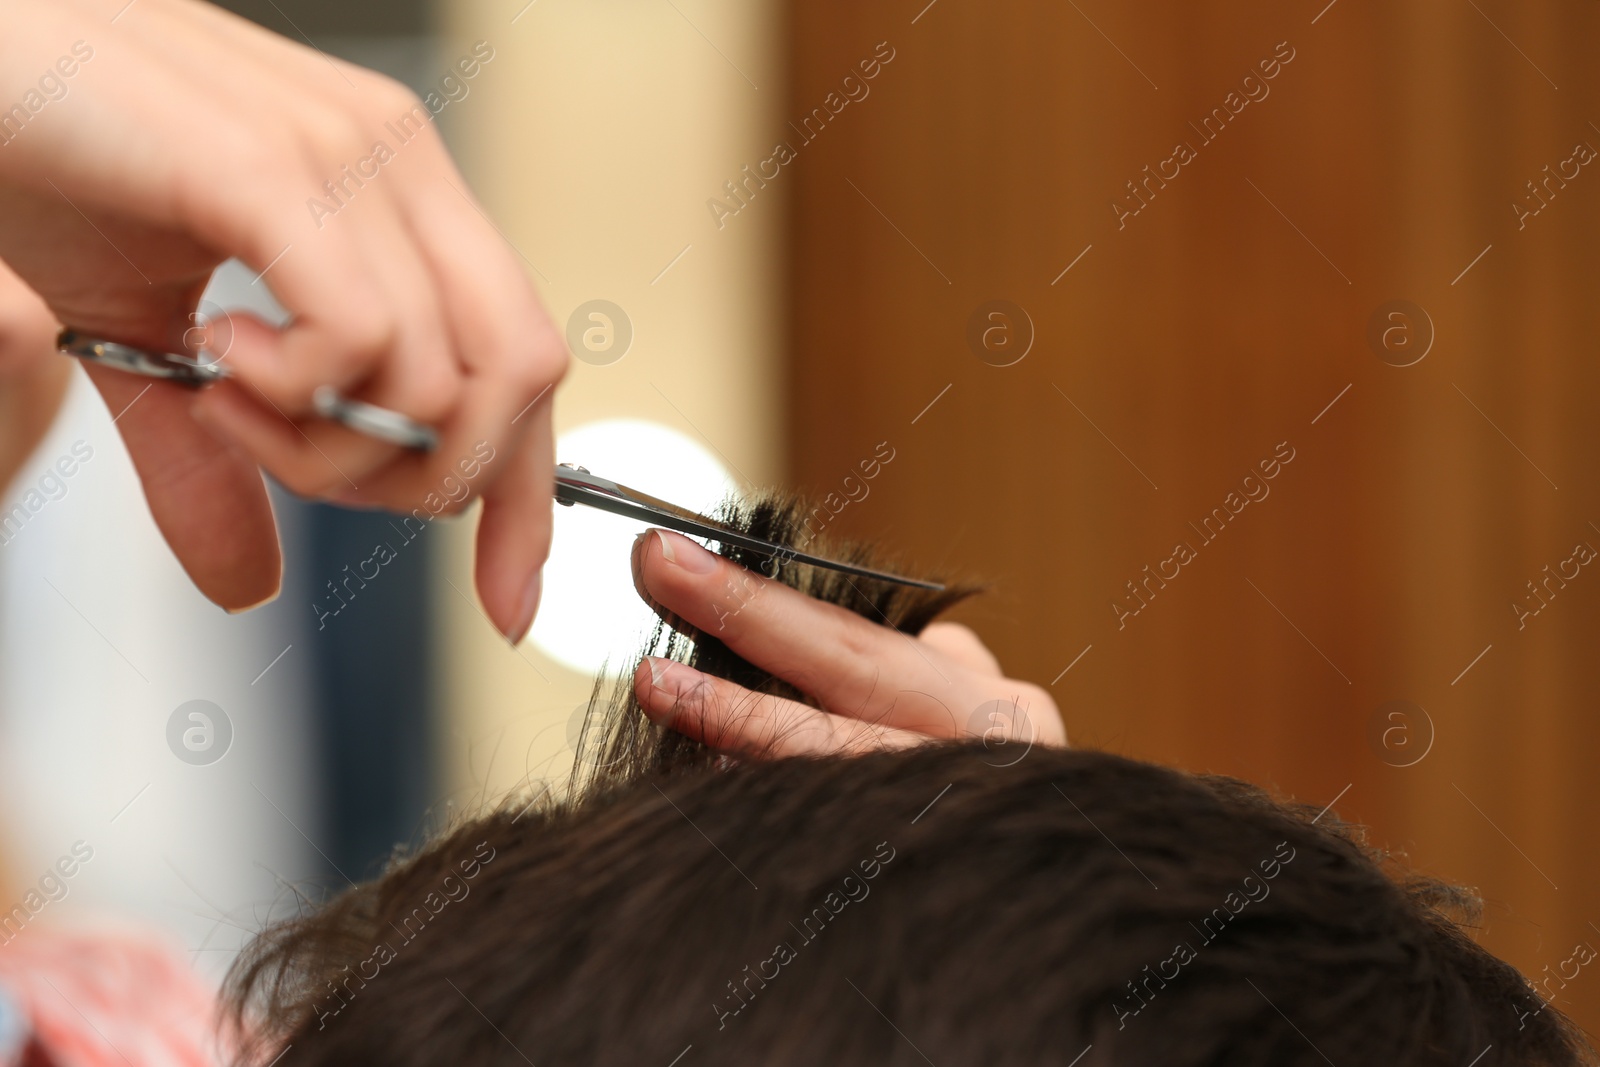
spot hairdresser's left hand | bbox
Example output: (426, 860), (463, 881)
(630, 529), (1065, 759)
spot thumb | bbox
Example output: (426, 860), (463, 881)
(84, 362), (282, 610)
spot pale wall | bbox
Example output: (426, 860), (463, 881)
(434, 0), (785, 805)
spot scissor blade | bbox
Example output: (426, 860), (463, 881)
(554, 468), (945, 591)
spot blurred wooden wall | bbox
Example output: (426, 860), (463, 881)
(786, 0), (1600, 1032)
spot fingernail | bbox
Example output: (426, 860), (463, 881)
(642, 655), (702, 695)
(640, 656), (705, 725)
(224, 586), (281, 614)
(651, 529), (717, 574)
(509, 571), (542, 645)
(652, 528), (674, 563)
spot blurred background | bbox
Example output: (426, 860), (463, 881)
(0, 0), (1596, 1037)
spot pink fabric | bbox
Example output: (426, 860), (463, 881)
(0, 925), (227, 1067)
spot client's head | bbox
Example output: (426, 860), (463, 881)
(225, 499), (1593, 1066)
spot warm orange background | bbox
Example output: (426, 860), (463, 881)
(788, 0), (1600, 1034)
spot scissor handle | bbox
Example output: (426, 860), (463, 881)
(58, 328), (436, 452)
(58, 329), (225, 387)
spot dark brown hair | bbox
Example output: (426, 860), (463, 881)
(225, 497), (1594, 1067)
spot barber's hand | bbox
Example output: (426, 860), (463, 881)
(630, 529), (1066, 759)
(0, 0), (564, 639)
(0, 259), (70, 494)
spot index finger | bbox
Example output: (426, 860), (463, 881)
(633, 528), (965, 736)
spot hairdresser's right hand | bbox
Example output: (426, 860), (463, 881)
(0, 259), (71, 495)
(0, 0), (564, 640)
(630, 529), (1066, 759)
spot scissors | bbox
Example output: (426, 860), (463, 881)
(58, 329), (441, 451)
(59, 330), (943, 591)
(555, 466), (943, 590)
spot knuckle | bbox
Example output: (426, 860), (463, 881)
(679, 678), (721, 730)
(690, 676), (727, 714)
(367, 74), (425, 119)
(326, 304), (399, 380)
(506, 325), (569, 396)
(535, 323), (571, 379)
(300, 104), (368, 162)
(183, 124), (297, 222)
(1025, 682), (1052, 705)
(1014, 682), (1059, 721)
(403, 359), (463, 423)
(362, 74), (437, 142)
(219, 121), (289, 179)
(836, 608), (880, 665)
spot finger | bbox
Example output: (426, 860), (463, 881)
(190, 309), (442, 500)
(633, 656), (927, 759)
(210, 207), (459, 476)
(381, 165), (563, 639)
(189, 372), (364, 499)
(86, 2), (399, 403)
(969, 687), (1069, 749)
(84, 363), (280, 610)
(633, 528), (973, 736)
(474, 399), (555, 643)
(0, 260), (70, 488)
(341, 167), (565, 508)
(919, 622), (1003, 676)
(0, 361), (70, 499)
(0, 255), (57, 375)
